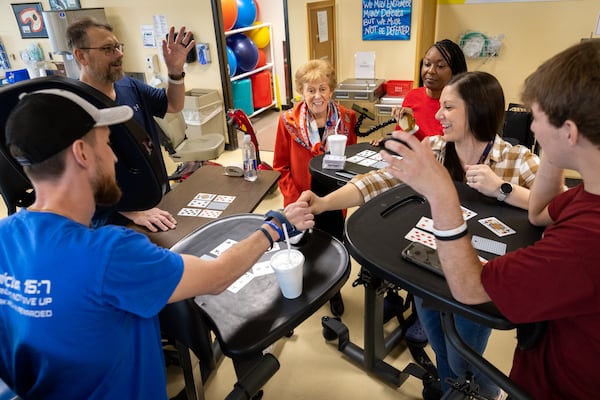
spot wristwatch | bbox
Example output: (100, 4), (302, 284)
(168, 71), (185, 80)
(497, 182), (513, 201)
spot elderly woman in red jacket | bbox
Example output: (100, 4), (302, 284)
(273, 59), (357, 316)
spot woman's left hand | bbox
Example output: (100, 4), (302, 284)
(464, 164), (503, 198)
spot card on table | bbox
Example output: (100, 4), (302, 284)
(461, 206), (477, 220)
(346, 155), (365, 164)
(358, 158), (378, 167)
(206, 201), (229, 210)
(227, 271), (254, 294)
(405, 227), (437, 249)
(478, 217), (516, 237)
(252, 261), (274, 277)
(416, 216), (434, 232)
(355, 150), (377, 158)
(187, 199), (210, 208)
(177, 207), (201, 217)
(199, 209), (222, 219)
(195, 192), (216, 201)
(214, 195), (236, 203)
(210, 238), (238, 257)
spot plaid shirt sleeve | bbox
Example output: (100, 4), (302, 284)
(488, 136), (540, 188)
(349, 169), (402, 203)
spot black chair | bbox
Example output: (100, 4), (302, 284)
(502, 103), (540, 155)
(0, 76), (167, 215)
(159, 299), (219, 400)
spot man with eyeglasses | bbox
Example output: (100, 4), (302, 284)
(67, 17), (194, 231)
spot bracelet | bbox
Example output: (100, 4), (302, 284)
(256, 227), (274, 250)
(265, 210), (302, 237)
(432, 221), (469, 241)
(264, 220), (284, 242)
(168, 77), (185, 85)
(434, 229), (469, 241)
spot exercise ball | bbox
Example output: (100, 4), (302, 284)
(227, 33), (259, 72)
(222, 0), (238, 31)
(254, 0), (261, 19)
(256, 48), (267, 68)
(233, 0), (256, 29)
(226, 45), (237, 77)
(248, 22), (270, 49)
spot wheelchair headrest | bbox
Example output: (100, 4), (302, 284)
(0, 76), (166, 214)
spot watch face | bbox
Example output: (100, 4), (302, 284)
(501, 182), (513, 194)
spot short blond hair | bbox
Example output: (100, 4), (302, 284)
(294, 60), (336, 94)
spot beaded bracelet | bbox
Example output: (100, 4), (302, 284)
(256, 227), (274, 250)
(264, 220), (284, 242)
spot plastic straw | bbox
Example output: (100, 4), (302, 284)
(282, 223), (292, 261)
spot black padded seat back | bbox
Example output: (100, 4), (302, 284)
(0, 76), (166, 214)
(502, 103), (540, 155)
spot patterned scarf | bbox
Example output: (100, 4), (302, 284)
(282, 100), (350, 156)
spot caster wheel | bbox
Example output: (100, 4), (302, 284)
(285, 330), (294, 337)
(321, 316), (340, 341)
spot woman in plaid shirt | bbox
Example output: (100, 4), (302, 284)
(298, 71), (542, 399)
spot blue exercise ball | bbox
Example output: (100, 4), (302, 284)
(226, 45), (237, 77)
(226, 33), (259, 73)
(233, 0), (257, 29)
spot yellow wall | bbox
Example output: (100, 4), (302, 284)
(287, 0), (419, 94)
(436, 0), (599, 103)
(2, 0), (599, 105)
(0, 0), (223, 92)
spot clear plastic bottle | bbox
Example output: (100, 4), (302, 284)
(242, 134), (258, 182)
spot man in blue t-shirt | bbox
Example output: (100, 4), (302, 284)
(0, 89), (314, 399)
(67, 17), (193, 231)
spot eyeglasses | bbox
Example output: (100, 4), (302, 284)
(79, 43), (124, 56)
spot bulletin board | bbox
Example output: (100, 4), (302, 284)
(362, 0), (412, 41)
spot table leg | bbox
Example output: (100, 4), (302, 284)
(321, 270), (426, 387)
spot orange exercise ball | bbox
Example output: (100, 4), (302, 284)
(248, 21), (270, 49)
(222, 0), (238, 31)
(254, 0), (261, 19)
(256, 48), (267, 68)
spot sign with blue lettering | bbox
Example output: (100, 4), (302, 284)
(362, 0), (412, 41)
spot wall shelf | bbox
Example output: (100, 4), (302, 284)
(225, 22), (277, 118)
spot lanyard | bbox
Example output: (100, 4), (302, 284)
(477, 140), (494, 164)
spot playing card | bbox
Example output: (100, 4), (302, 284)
(199, 209), (222, 219)
(177, 208), (200, 217)
(187, 199), (210, 208)
(478, 217), (516, 237)
(227, 271), (254, 294)
(371, 153), (383, 161)
(405, 227), (437, 249)
(206, 201), (229, 210)
(214, 195), (236, 203)
(372, 161), (389, 169)
(195, 192), (216, 201)
(346, 155), (364, 164)
(252, 261), (274, 277)
(355, 150), (377, 158)
(471, 235), (507, 255)
(461, 206), (477, 220)
(358, 158), (378, 167)
(210, 238), (238, 257)
(416, 216), (434, 232)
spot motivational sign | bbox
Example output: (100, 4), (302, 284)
(362, 0), (412, 41)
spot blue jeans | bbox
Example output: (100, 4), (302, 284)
(415, 296), (499, 399)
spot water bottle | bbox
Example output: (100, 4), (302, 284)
(242, 134), (258, 182)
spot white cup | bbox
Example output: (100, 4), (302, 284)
(327, 134), (347, 157)
(270, 249), (304, 299)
